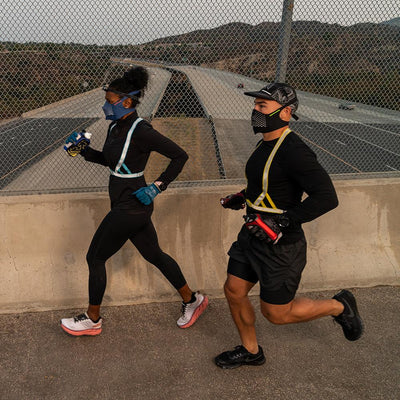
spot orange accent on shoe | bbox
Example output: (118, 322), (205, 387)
(179, 296), (209, 329)
(61, 323), (102, 336)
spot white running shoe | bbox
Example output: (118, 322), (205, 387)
(177, 292), (209, 329)
(60, 312), (102, 336)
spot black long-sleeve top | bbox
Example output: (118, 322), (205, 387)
(82, 112), (188, 211)
(245, 131), (338, 243)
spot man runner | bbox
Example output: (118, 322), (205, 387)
(215, 82), (363, 369)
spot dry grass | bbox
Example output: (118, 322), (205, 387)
(145, 117), (221, 182)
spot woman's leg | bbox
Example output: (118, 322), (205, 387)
(86, 211), (135, 319)
(61, 211), (150, 335)
(129, 217), (190, 300)
(130, 217), (208, 328)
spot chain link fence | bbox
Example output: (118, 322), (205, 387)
(0, 0), (399, 195)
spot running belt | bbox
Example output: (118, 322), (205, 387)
(109, 117), (144, 178)
(245, 128), (291, 214)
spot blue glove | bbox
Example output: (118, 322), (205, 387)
(65, 131), (80, 144)
(133, 183), (161, 205)
(64, 131), (91, 157)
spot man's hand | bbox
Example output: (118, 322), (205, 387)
(220, 191), (245, 210)
(133, 183), (161, 205)
(243, 213), (285, 244)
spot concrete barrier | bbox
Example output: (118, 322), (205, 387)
(1, 178), (399, 314)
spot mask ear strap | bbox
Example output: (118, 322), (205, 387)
(103, 86), (140, 102)
(281, 98), (299, 120)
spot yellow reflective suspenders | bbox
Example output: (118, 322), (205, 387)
(246, 128), (291, 214)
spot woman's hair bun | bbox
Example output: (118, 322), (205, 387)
(123, 66), (149, 90)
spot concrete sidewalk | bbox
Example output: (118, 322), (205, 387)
(0, 286), (399, 400)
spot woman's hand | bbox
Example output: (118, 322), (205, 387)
(133, 183), (161, 205)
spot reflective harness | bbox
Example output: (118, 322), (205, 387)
(109, 117), (145, 178)
(245, 128), (291, 214)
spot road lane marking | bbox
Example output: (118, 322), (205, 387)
(300, 95), (400, 125)
(299, 105), (400, 137)
(335, 140), (347, 146)
(22, 141), (31, 147)
(0, 120), (91, 182)
(295, 132), (362, 173)
(0, 119), (38, 135)
(386, 165), (399, 171)
(318, 121), (400, 157)
(304, 115), (400, 158)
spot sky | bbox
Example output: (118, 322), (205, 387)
(0, 0), (399, 45)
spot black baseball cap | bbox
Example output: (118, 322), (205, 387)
(244, 82), (299, 120)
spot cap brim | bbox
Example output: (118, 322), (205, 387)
(244, 91), (275, 100)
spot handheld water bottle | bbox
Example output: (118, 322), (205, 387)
(64, 130), (92, 157)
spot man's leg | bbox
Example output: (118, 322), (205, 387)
(214, 272), (265, 369)
(224, 274), (258, 353)
(256, 236), (342, 324)
(260, 296), (344, 325)
(255, 237), (363, 341)
(260, 290), (363, 341)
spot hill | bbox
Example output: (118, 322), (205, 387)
(133, 20), (399, 110)
(1, 19), (399, 118)
(382, 17), (400, 27)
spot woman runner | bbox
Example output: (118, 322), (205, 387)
(61, 66), (208, 336)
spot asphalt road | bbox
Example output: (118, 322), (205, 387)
(1, 63), (399, 193)
(291, 121), (400, 174)
(176, 65), (400, 177)
(0, 117), (99, 188)
(0, 66), (170, 193)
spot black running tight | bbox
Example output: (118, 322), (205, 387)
(86, 210), (187, 305)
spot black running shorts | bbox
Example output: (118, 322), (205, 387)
(227, 225), (307, 305)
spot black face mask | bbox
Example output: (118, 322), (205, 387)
(251, 108), (288, 134)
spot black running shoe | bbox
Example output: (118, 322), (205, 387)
(333, 289), (364, 341)
(214, 345), (266, 369)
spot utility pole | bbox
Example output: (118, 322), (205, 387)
(275, 0), (294, 83)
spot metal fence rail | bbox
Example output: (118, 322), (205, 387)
(0, 0), (399, 195)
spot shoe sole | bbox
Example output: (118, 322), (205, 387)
(215, 357), (266, 369)
(343, 316), (364, 341)
(178, 296), (209, 329)
(60, 323), (102, 336)
(334, 290), (364, 341)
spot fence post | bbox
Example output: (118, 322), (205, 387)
(275, 0), (294, 83)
